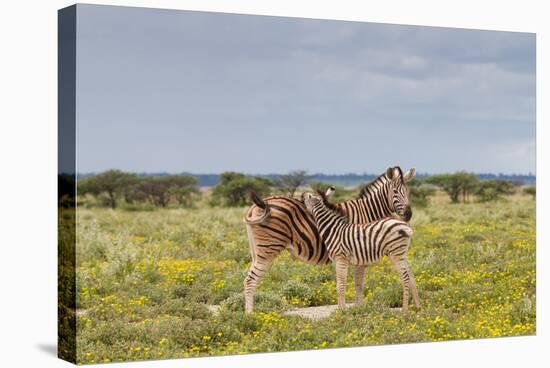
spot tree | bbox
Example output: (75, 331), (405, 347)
(132, 177), (170, 207)
(131, 175), (200, 208)
(455, 172), (478, 203)
(425, 172), (478, 203)
(78, 170), (137, 209)
(475, 180), (517, 202)
(166, 176), (201, 207)
(211, 172), (272, 207)
(407, 178), (436, 208)
(276, 170), (311, 197)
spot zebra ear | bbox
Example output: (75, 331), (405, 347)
(387, 167), (400, 180)
(325, 186), (336, 197)
(403, 168), (416, 182)
(386, 167), (395, 179)
(393, 167), (400, 179)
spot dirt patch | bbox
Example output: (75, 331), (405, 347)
(206, 305), (220, 314)
(284, 304), (350, 320)
(206, 304), (402, 320)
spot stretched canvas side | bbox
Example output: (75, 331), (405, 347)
(58, 4), (77, 364)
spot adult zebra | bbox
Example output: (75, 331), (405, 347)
(243, 166), (415, 313)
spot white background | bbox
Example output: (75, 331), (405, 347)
(0, 0), (546, 367)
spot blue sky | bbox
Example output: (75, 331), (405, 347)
(75, 4), (535, 174)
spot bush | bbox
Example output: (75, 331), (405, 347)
(172, 284), (192, 299)
(475, 180), (517, 202)
(523, 186), (536, 198)
(408, 179), (436, 208)
(158, 299), (211, 320)
(282, 280), (314, 305)
(221, 291), (286, 312)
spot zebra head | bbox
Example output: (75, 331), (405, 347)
(302, 192), (323, 212)
(385, 166), (415, 221)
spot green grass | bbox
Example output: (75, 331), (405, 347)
(72, 192), (536, 364)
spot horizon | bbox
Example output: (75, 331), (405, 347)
(73, 170), (536, 177)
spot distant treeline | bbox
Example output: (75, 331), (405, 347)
(76, 172), (536, 187)
(76, 171), (200, 209)
(64, 169), (536, 210)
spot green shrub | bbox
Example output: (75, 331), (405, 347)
(158, 299), (211, 320)
(221, 291), (286, 312)
(282, 280), (314, 305)
(475, 180), (517, 202)
(172, 284), (192, 299)
(523, 186), (536, 198)
(408, 179), (436, 208)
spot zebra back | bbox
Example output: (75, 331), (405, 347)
(244, 195), (329, 264)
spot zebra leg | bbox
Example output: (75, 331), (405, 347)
(244, 258), (272, 313)
(406, 261), (421, 312)
(334, 257), (349, 309)
(389, 254), (410, 313)
(395, 256), (421, 312)
(243, 244), (285, 313)
(354, 265), (367, 305)
(244, 222), (288, 313)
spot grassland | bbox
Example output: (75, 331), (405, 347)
(72, 191), (536, 364)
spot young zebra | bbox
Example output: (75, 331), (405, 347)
(243, 166), (415, 313)
(302, 191), (420, 312)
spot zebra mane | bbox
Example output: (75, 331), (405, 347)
(315, 190), (346, 218)
(357, 174), (387, 199)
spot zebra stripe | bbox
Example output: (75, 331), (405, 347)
(243, 166), (415, 313)
(303, 192), (420, 312)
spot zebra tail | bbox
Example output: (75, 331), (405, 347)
(249, 190), (267, 209)
(245, 223), (257, 263)
(243, 191), (271, 225)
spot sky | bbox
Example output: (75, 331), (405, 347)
(74, 4), (536, 175)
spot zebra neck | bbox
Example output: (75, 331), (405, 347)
(346, 180), (393, 221)
(363, 187), (393, 216)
